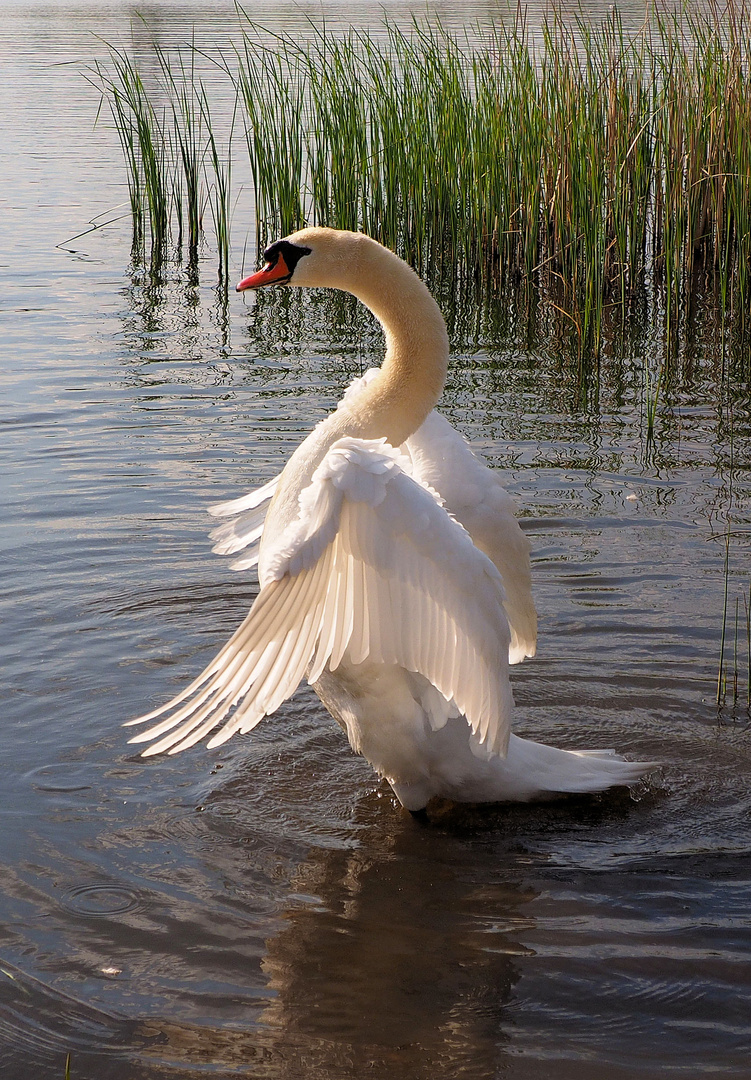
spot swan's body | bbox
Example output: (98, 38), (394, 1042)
(127, 229), (654, 810)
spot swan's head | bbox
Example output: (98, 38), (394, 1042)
(236, 228), (378, 294)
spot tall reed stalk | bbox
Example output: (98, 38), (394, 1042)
(717, 573), (751, 714)
(199, 81), (233, 286)
(91, 47), (170, 264)
(90, 40), (234, 279)
(156, 42), (203, 260)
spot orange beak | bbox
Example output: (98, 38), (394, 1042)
(236, 250), (292, 291)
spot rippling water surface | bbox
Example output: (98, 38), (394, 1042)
(2, 1), (751, 1077)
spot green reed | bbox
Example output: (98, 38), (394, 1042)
(199, 80), (233, 286)
(95, 4), (751, 357)
(156, 43), (203, 258)
(230, 4), (750, 357)
(91, 47), (170, 262)
(91, 40), (234, 279)
(234, 31), (306, 244)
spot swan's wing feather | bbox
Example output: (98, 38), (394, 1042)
(209, 518), (265, 557)
(404, 411), (537, 664)
(207, 475), (280, 571)
(271, 437), (515, 756)
(128, 560), (330, 756)
(205, 374), (383, 571)
(208, 475), (279, 519)
(128, 437), (514, 758)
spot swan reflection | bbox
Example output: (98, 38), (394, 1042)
(258, 795), (537, 1077)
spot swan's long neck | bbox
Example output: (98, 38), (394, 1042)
(328, 237), (449, 446)
(260, 234), (449, 563)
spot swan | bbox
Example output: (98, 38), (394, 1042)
(126, 228), (655, 810)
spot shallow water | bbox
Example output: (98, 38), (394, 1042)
(2, 1), (751, 1077)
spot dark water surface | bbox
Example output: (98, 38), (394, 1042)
(2, 2), (751, 1077)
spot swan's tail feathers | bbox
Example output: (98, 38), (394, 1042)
(549, 750), (659, 794)
(508, 736), (659, 796)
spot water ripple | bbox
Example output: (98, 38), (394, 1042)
(59, 884), (144, 919)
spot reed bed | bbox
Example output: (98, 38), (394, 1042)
(90, 41), (234, 282)
(93, 3), (751, 356)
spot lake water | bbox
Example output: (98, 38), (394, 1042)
(2, 1), (751, 1078)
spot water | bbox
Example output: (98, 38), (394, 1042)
(2, 1), (751, 1077)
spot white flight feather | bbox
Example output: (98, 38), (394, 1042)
(208, 475), (280, 518)
(207, 476), (280, 570)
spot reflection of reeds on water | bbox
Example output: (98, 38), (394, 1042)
(93, 3), (751, 363)
(717, 565), (751, 715)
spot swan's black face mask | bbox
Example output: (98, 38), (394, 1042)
(236, 240), (312, 291)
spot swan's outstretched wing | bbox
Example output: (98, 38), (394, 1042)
(211, 373), (536, 663)
(126, 437), (514, 758)
(342, 369), (536, 662)
(403, 410), (537, 664)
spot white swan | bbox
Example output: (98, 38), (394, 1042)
(127, 228), (654, 810)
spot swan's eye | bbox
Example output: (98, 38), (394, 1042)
(265, 240), (312, 277)
(237, 239), (312, 291)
